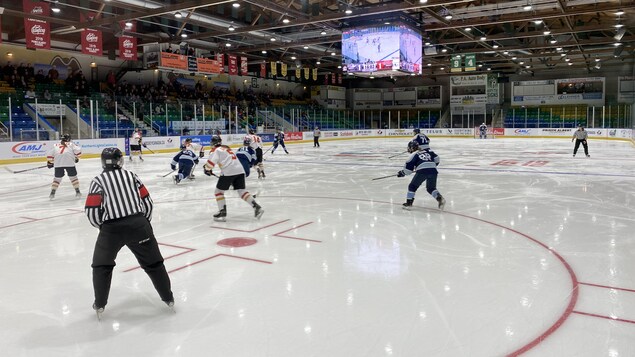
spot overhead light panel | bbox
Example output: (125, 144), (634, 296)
(615, 10), (624, 16)
(316, 61), (321, 64)
(444, 15), (453, 20)
(480, 36), (487, 41)
(441, 48), (447, 53)
(523, 4), (533, 11)
(331, 52), (336, 56)
(465, 27), (472, 32)
(568, 62), (573, 66)
(261, 50), (267, 54)
(550, 38), (557, 44)
(270, 37), (276, 42)
(303, 45), (309, 49)
(543, 31), (551, 35)
(228, 25), (235, 31)
(419, 0), (428, 3)
(533, 20), (543, 25)
(51, 6), (61, 13)
(345, 9), (352, 15)
(291, 56), (296, 60)
(492, 44), (499, 49)
(232, 2), (240, 8)
(320, 31), (326, 35)
(225, 43), (232, 47)
(125, 22), (133, 28)
(174, 12), (182, 18)
(282, 18), (290, 24)
(181, 33), (188, 38)
(614, 23), (624, 28)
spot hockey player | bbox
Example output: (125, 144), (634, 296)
(479, 123), (487, 139)
(248, 129), (266, 179)
(183, 137), (204, 178)
(412, 128), (430, 150)
(271, 128), (289, 154)
(236, 136), (257, 177)
(313, 127), (321, 148)
(46, 133), (82, 200)
(129, 128), (144, 162)
(171, 145), (199, 184)
(397, 141), (446, 210)
(203, 135), (264, 221)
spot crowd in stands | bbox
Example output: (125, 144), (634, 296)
(1, 60), (91, 98)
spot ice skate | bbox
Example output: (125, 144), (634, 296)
(402, 198), (414, 210)
(139, 157), (144, 162)
(285, 150), (289, 154)
(436, 195), (446, 210)
(93, 303), (104, 321)
(213, 207), (227, 222)
(253, 203), (264, 219)
(261, 171), (266, 179)
(573, 154), (576, 157)
(173, 175), (180, 184)
(49, 191), (55, 200)
(586, 154), (590, 157)
(75, 190), (82, 198)
(165, 300), (176, 313)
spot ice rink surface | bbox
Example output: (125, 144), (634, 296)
(1, 136), (634, 357)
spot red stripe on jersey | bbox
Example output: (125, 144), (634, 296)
(206, 160), (216, 167)
(241, 192), (250, 200)
(139, 185), (149, 198)
(215, 193), (224, 197)
(85, 193), (102, 207)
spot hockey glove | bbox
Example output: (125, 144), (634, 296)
(47, 162), (54, 169)
(199, 151), (205, 158)
(397, 170), (405, 177)
(74, 157), (79, 163)
(204, 168), (213, 176)
(171, 164), (176, 171)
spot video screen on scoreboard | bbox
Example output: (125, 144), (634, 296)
(342, 24), (422, 74)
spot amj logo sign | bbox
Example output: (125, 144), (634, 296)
(11, 142), (48, 154)
(514, 129), (531, 135)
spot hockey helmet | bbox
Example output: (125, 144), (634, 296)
(61, 133), (71, 142)
(184, 137), (192, 143)
(101, 147), (124, 170)
(180, 144), (187, 151)
(211, 135), (222, 146)
(248, 129), (256, 135)
(407, 141), (419, 153)
(413, 128), (420, 134)
(243, 136), (252, 146)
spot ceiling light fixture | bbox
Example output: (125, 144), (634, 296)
(493, 44), (499, 49)
(465, 27), (472, 32)
(511, 56), (517, 60)
(316, 61), (321, 64)
(337, 65), (342, 69)
(550, 38), (557, 44)
(556, 47), (563, 51)
(614, 42), (622, 46)
(370, 76), (375, 79)
(345, 9), (352, 15)
(440, 67), (445, 70)
(228, 25), (235, 31)
(320, 31), (327, 35)
(271, 38), (276, 42)
(427, 63), (431, 66)
(232, 2), (240, 8)
(568, 62), (573, 66)
(303, 45), (309, 49)
(543, 30), (551, 35)
(181, 33), (188, 38)
(533, 20), (543, 25)
(595, 58), (600, 62)
(441, 48), (447, 53)
(331, 52), (336, 56)
(291, 56), (296, 60)
(445, 15), (453, 20)
(174, 12), (182, 18)
(225, 43), (231, 47)
(503, 51), (509, 55)
(51, 7), (61, 13)
(487, 67), (491, 71)
(425, 42), (431, 46)
(615, 10), (625, 16)
(565, 58), (570, 61)
(282, 18), (290, 24)
(523, 4), (533, 11)
(419, 0), (428, 3)
(261, 50), (267, 54)
(519, 61), (525, 65)
(480, 36), (487, 41)
(560, 53), (566, 56)
(125, 22), (133, 28)
(614, 23), (624, 28)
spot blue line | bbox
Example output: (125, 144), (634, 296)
(265, 159), (635, 179)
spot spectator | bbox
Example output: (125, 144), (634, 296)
(43, 89), (52, 101)
(106, 70), (116, 89)
(25, 87), (36, 99)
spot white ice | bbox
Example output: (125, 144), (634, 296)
(1, 137), (634, 357)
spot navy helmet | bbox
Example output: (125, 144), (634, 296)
(407, 141), (419, 153)
(101, 147), (124, 170)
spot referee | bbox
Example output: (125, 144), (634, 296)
(85, 147), (174, 319)
(571, 125), (590, 157)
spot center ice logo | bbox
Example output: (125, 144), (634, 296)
(11, 142), (48, 154)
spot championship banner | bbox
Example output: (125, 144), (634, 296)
(331, 73), (336, 84)
(216, 53), (224, 72)
(304, 68), (310, 80)
(160, 52), (187, 70)
(118, 21), (137, 60)
(280, 63), (287, 77)
(81, 12), (102, 56)
(23, 0), (50, 50)
(312, 68), (317, 81)
(260, 63), (266, 77)
(197, 58), (221, 74)
(324, 73), (329, 85)
(270, 61), (277, 76)
(228, 55), (238, 75)
(295, 67), (300, 79)
(338, 73), (342, 84)
(240, 56), (248, 76)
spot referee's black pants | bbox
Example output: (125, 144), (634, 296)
(91, 214), (173, 308)
(573, 139), (589, 156)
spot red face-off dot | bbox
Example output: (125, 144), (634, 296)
(217, 237), (258, 248)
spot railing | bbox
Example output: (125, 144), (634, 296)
(504, 104), (632, 128)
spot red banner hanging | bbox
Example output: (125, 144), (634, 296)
(331, 73), (336, 84)
(23, 0), (51, 50)
(324, 73), (329, 85)
(81, 13), (103, 56)
(118, 21), (137, 60)
(216, 53), (224, 72)
(338, 74), (342, 84)
(260, 63), (266, 77)
(228, 55), (238, 75)
(240, 56), (248, 76)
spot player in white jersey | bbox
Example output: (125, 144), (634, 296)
(129, 128), (144, 162)
(203, 135), (264, 221)
(248, 129), (266, 179)
(183, 137), (204, 178)
(46, 133), (82, 200)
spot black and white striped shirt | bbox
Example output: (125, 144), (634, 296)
(84, 169), (153, 228)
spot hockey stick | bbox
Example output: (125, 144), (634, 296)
(4, 165), (48, 174)
(157, 170), (176, 178)
(388, 151), (407, 159)
(142, 144), (156, 154)
(371, 174), (397, 181)
(263, 146), (273, 156)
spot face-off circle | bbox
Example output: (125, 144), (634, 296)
(217, 237), (258, 248)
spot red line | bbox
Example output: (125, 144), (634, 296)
(168, 253), (271, 273)
(209, 219), (290, 232)
(18, 217), (38, 221)
(573, 311), (635, 325)
(445, 211), (579, 357)
(0, 211), (82, 229)
(579, 282), (635, 294)
(159, 242), (198, 251)
(273, 222), (322, 242)
(0, 183), (50, 196)
(123, 243), (196, 272)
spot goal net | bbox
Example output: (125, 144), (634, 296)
(474, 127), (496, 139)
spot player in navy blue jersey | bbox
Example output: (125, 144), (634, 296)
(171, 145), (199, 184)
(412, 128), (430, 150)
(236, 136), (257, 177)
(271, 128), (289, 154)
(479, 123), (487, 139)
(397, 141), (446, 210)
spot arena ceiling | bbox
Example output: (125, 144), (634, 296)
(1, 0), (634, 77)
